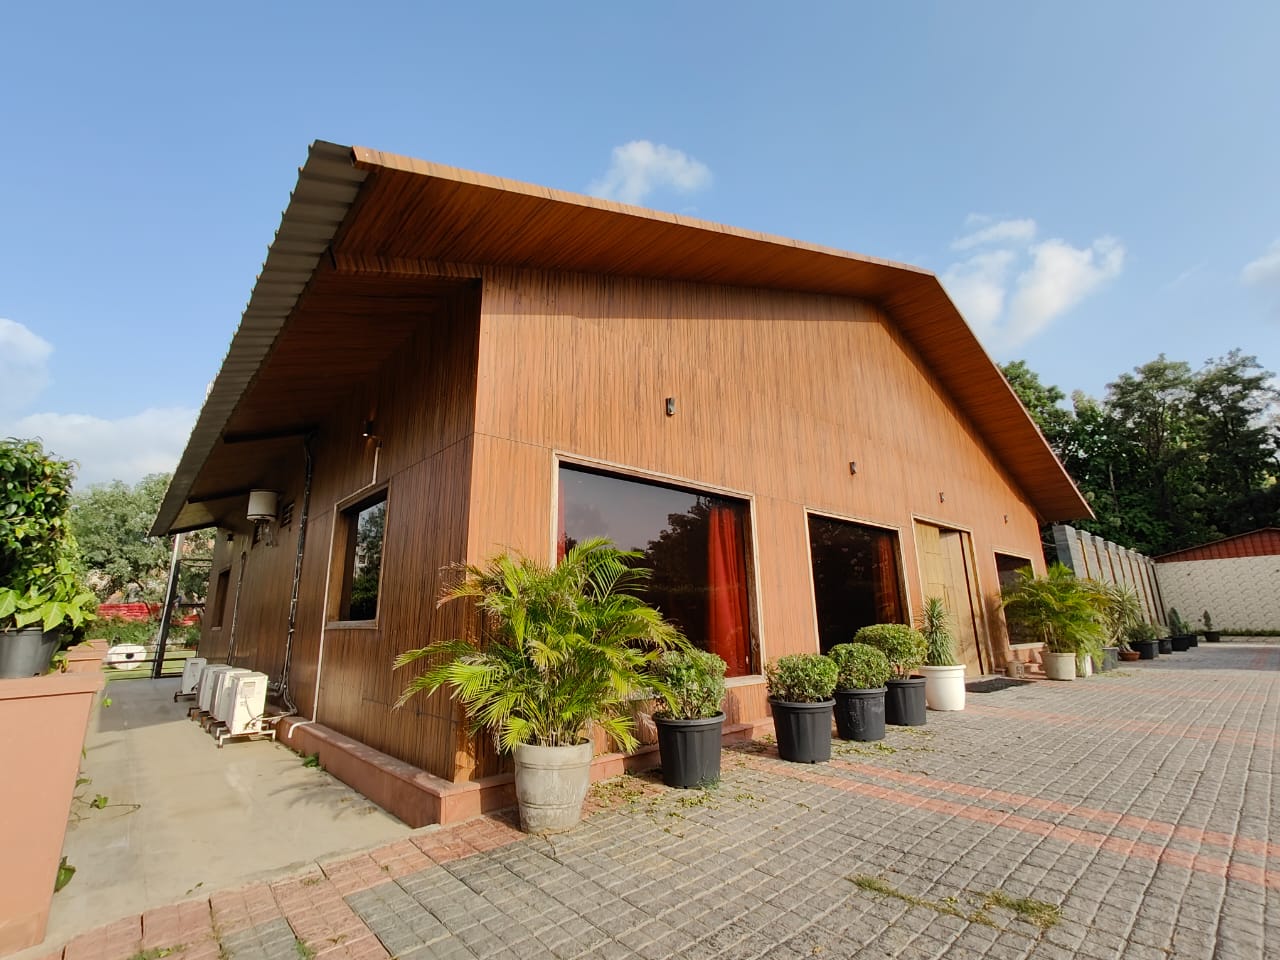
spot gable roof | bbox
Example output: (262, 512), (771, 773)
(1154, 527), (1280, 562)
(152, 141), (1091, 535)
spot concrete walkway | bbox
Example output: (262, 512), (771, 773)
(23, 641), (1280, 960)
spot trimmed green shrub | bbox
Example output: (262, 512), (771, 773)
(827, 643), (891, 690)
(765, 653), (838, 703)
(854, 624), (928, 678)
(652, 648), (726, 720)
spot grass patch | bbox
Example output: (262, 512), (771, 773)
(126, 948), (184, 960)
(849, 875), (1060, 930)
(982, 891), (1062, 929)
(294, 939), (315, 960)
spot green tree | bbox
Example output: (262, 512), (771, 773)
(1001, 360), (1074, 452)
(70, 473), (213, 603)
(1004, 354), (1280, 556)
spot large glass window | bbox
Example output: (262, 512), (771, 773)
(808, 515), (904, 653)
(338, 492), (387, 622)
(995, 553), (1035, 643)
(558, 465), (755, 677)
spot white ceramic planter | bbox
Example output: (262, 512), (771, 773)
(921, 664), (967, 711)
(1044, 652), (1076, 681)
(1076, 653), (1093, 678)
(512, 741), (594, 834)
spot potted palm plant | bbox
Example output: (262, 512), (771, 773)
(1090, 582), (1143, 672)
(652, 648), (726, 788)
(1000, 564), (1105, 682)
(854, 623), (928, 724)
(766, 653), (838, 763)
(917, 597), (965, 711)
(827, 642), (890, 742)
(395, 538), (687, 834)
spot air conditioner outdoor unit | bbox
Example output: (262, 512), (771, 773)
(225, 671), (269, 737)
(197, 664), (233, 714)
(179, 657), (208, 696)
(213, 668), (253, 722)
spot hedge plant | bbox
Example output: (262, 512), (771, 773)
(652, 648), (726, 720)
(827, 642), (891, 691)
(853, 624), (928, 679)
(765, 653), (838, 703)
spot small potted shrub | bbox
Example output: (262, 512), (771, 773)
(766, 653), (838, 763)
(1164, 608), (1187, 654)
(652, 648), (726, 788)
(854, 623), (928, 725)
(1127, 621), (1160, 660)
(1091, 582), (1142, 672)
(917, 597), (965, 711)
(1202, 610), (1220, 643)
(827, 642), (890, 742)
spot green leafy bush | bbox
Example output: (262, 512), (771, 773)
(395, 538), (688, 753)
(765, 653), (837, 703)
(853, 624), (928, 678)
(1126, 621), (1161, 643)
(0, 438), (97, 641)
(1202, 610), (1214, 632)
(652, 648), (726, 720)
(1167, 607), (1190, 635)
(827, 643), (891, 690)
(918, 597), (958, 667)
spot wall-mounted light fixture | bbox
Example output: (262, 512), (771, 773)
(848, 461), (858, 476)
(362, 419), (376, 438)
(665, 397), (676, 417)
(939, 491), (946, 504)
(1003, 514), (1009, 524)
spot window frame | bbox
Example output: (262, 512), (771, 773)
(553, 453), (763, 680)
(327, 482), (390, 628)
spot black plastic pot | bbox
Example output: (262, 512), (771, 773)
(0, 627), (60, 678)
(655, 713), (724, 788)
(884, 676), (927, 726)
(1170, 634), (1192, 652)
(834, 687), (886, 742)
(1158, 637), (1174, 655)
(1189, 634), (1199, 647)
(1132, 639), (1158, 660)
(1204, 631), (1221, 643)
(769, 698), (834, 763)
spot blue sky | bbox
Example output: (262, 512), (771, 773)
(2, 1), (1277, 486)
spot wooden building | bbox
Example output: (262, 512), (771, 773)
(153, 141), (1090, 824)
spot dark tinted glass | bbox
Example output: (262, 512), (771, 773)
(559, 465), (754, 676)
(346, 498), (386, 621)
(808, 515), (904, 652)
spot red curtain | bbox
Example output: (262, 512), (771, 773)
(707, 506), (750, 677)
(556, 477), (567, 563)
(874, 532), (902, 624)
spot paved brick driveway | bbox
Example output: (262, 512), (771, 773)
(40, 642), (1280, 960)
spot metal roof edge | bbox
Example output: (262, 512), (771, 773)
(150, 141), (363, 535)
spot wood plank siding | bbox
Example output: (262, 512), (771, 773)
(466, 268), (1047, 725)
(199, 281), (482, 780)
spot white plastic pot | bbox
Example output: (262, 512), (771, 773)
(921, 664), (967, 711)
(512, 741), (594, 834)
(1044, 652), (1076, 681)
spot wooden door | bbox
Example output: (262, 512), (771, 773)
(914, 522), (985, 676)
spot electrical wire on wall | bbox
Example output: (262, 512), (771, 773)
(277, 434), (315, 715)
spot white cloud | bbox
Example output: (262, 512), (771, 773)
(951, 218), (1037, 251)
(1005, 237), (1125, 345)
(941, 216), (1125, 352)
(11, 407), (197, 487)
(587, 140), (712, 206)
(0, 318), (53, 415)
(1242, 240), (1280, 287)
(939, 250), (1016, 332)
